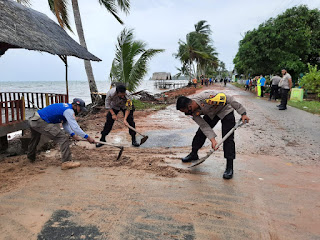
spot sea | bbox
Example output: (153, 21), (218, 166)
(0, 79), (189, 104)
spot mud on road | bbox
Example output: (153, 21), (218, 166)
(0, 84), (319, 239)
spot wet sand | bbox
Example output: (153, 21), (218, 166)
(0, 83), (319, 239)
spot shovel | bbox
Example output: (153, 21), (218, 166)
(189, 119), (246, 168)
(80, 140), (124, 160)
(115, 120), (149, 145)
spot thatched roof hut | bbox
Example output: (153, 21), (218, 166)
(152, 72), (172, 80)
(0, 0), (100, 61)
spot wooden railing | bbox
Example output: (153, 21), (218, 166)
(0, 99), (25, 126)
(0, 92), (68, 109)
(0, 92), (68, 127)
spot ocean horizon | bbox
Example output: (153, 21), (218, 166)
(0, 79), (189, 104)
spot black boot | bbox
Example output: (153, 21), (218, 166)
(96, 137), (106, 148)
(182, 152), (199, 162)
(132, 136), (140, 147)
(223, 159), (234, 179)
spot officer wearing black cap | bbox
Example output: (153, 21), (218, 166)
(97, 84), (140, 147)
(27, 98), (95, 170)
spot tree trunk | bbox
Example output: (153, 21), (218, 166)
(71, 0), (100, 104)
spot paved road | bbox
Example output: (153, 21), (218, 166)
(0, 84), (319, 239)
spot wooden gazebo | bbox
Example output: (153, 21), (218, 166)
(0, 0), (101, 149)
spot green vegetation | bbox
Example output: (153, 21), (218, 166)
(174, 20), (218, 80)
(132, 99), (167, 111)
(18, 0), (131, 104)
(231, 82), (245, 89)
(300, 64), (320, 97)
(288, 100), (320, 114)
(233, 5), (320, 82)
(109, 28), (164, 92)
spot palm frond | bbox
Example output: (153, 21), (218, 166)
(99, 0), (123, 24)
(116, 0), (130, 14)
(48, 0), (72, 32)
(110, 28), (164, 92)
(128, 49), (164, 91)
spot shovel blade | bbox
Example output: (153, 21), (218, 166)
(116, 147), (124, 160)
(140, 136), (149, 145)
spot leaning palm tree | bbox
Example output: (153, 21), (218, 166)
(109, 28), (164, 92)
(17, 0), (130, 104)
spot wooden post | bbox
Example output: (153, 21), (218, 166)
(0, 102), (2, 125)
(10, 100), (14, 122)
(4, 101), (9, 124)
(21, 96), (25, 120)
(59, 55), (69, 103)
(45, 94), (49, 106)
(15, 100), (20, 121)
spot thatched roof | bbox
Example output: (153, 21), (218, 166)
(152, 72), (172, 80)
(0, 0), (101, 61)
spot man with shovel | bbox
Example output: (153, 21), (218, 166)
(176, 91), (250, 179)
(97, 84), (140, 148)
(27, 98), (96, 170)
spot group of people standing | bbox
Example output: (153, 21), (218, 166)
(245, 68), (292, 110)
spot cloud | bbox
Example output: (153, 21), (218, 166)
(1, 0), (319, 83)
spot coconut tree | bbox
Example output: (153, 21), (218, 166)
(175, 20), (218, 79)
(109, 28), (164, 92)
(17, 0), (130, 104)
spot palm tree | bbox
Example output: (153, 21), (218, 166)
(17, 0), (130, 104)
(175, 20), (218, 79)
(109, 28), (164, 92)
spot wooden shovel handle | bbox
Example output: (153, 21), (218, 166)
(115, 119), (145, 137)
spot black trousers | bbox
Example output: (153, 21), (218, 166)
(100, 108), (136, 141)
(280, 88), (290, 107)
(192, 111), (236, 160)
(269, 85), (279, 100)
(261, 86), (265, 97)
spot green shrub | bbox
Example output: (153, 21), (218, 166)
(300, 64), (320, 97)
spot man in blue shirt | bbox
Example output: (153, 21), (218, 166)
(27, 98), (95, 170)
(260, 75), (266, 97)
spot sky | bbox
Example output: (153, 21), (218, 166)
(1, 0), (319, 83)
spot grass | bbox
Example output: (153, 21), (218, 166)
(133, 99), (167, 111)
(288, 100), (320, 115)
(231, 82), (245, 89)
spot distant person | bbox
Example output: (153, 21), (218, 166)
(248, 78), (252, 91)
(27, 98), (95, 170)
(252, 77), (257, 93)
(209, 78), (212, 85)
(176, 91), (250, 179)
(278, 69), (292, 110)
(257, 76), (261, 96)
(97, 84), (140, 147)
(269, 74), (281, 101)
(205, 78), (209, 86)
(192, 78), (198, 88)
(224, 77), (227, 87)
(260, 75), (266, 97)
(245, 79), (250, 91)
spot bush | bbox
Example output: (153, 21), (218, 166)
(300, 64), (320, 97)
